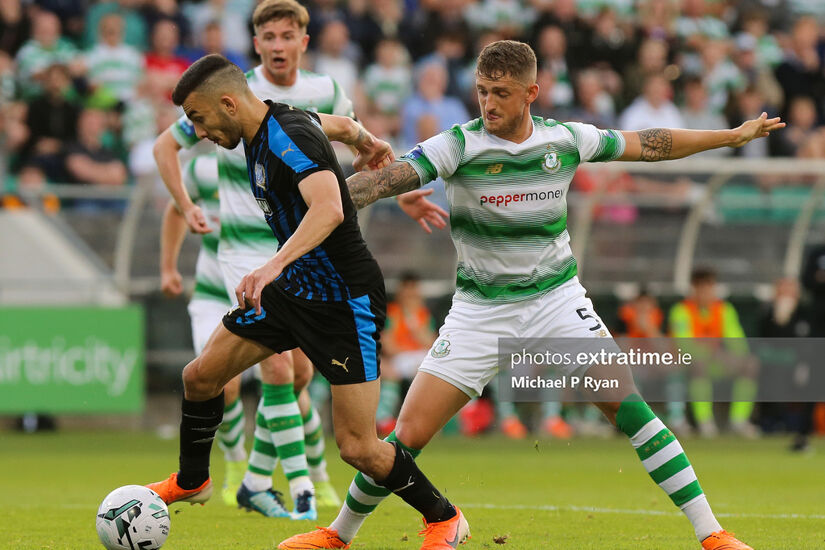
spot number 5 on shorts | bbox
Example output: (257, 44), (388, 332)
(576, 307), (602, 331)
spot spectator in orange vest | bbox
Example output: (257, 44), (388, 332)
(668, 268), (758, 438)
(617, 290), (664, 338)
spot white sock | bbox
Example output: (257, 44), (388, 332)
(682, 494), (723, 541)
(288, 475), (314, 500)
(242, 471), (272, 493)
(224, 445), (247, 462)
(309, 464), (330, 483)
(330, 503), (369, 543)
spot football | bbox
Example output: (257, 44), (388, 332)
(95, 485), (170, 550)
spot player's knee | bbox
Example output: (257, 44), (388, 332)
(182, 359), (222, 400)
(337, 439), (370, 470)
(393, 423), (429, 450)
(260, 353), (294, 385)
(292, 361), (313, 391)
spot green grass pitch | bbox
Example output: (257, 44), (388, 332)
(1, 431), (823, 549)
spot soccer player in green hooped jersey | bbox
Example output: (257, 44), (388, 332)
(153, 0), (358, 519)
(281, 40), (785, 550)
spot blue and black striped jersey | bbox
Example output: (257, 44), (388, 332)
(243, 101), (383, 302)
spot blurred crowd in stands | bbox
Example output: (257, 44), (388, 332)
(3, 0), (825, 208)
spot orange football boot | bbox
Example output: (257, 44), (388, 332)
(542, 416), (574, 439)
(419, 506), (469, 549)
(146, 472), (212, 505)
(500, 416), (528, 439)
(701, 530), (753, 550)
(278, 526), (350, 549)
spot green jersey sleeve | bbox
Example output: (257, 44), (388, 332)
(564, 121), (625, 163)
(399, 125), (465, 185)
(169, 114), (202, 149)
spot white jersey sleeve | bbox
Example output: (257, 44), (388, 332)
(399, 125), (465, 185)
(562, 121), (626, 163)
(331, 79), (355, 119)
(169, 114), (201, 149)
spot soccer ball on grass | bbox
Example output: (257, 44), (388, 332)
(95, 485), (170, 550)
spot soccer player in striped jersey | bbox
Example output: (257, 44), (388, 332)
(282, 40), (785, 550)
(153, 0), (362, 518)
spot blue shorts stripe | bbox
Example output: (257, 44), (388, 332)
(348, 294), (378, 381)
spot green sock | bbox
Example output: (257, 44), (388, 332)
(217, 397), (247, 462)
(247, 400), (278, 478)
(261, 383), (309, 495)
(616, 395), (705, 508)
(302, 405), (328, 483)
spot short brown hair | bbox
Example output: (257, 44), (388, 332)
(476, 40), (537, 84)
(253, 0), (309, 31)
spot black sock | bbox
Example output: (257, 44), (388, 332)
(377, 442), (456, 524)
(177, 392), (224, 489)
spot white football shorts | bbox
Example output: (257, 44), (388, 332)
(419, 277), (616, 397)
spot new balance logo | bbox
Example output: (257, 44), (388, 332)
(280, 144), (295, 157)
(331, 357), (349, 372)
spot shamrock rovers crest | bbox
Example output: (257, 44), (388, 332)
(541, 147), (561, 174)
(430, 337), (451, 358)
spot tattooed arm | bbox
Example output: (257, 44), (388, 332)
(347, 161), (447, 231)
(618, 113), (785, 161)
(347, 161), (422, 209)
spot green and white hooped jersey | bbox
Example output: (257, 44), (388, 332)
(170, 66), (355, 262)
(401, 116), (625, 305)
(183, 154), (232, 305)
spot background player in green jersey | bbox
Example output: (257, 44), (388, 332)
(283, 40), (784, 550)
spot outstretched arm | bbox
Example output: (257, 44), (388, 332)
(347, 160), (448, 232)
(347, 160), (422, 209)
(618, 112), (785, 161)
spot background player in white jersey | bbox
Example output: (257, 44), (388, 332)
(153, 0), (359, 519)
(281, 40), (784, 550)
